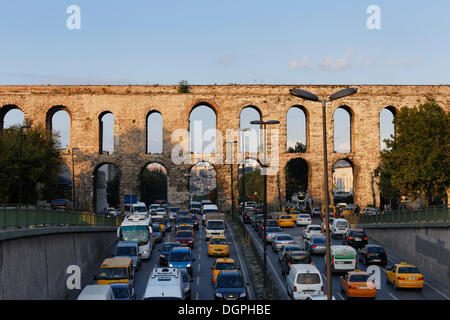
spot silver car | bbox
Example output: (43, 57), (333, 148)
(278, 244), (304, 262)
(265, 227), (283, 243)
(272, 234), (295, 252)
(306, 236), (326, 255)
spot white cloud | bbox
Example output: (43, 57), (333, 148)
(289, 56), (310, 69)
(387, 56), (423, 67)
(320, 49), (353, 71)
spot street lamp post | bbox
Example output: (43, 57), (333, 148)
(225, 141), (238, 220)
(18, 125), (31, 207)
(250, 119), (280, 300)
(71, 147), (80, 210)
(290, 87), (357, 300)
(239, 128), (250, 212)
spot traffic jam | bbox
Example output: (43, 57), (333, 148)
(77, 200), (250, 300)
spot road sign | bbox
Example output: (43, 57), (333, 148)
(124, 194), (138, 204)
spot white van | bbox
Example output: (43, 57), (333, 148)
(286, 264), (324, 300)
(124, 202), (148, 215)
(143, 267), (185, 300)
(327, 245), (357, 273)
(77, 285), (115, 300)
(205, 219), (225, 240)
(331, 218), (350, 239)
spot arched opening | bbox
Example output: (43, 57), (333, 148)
(146, 111), (163, 154)
(240, 106), (261, 154)
(139, 163), (168, 207)
(238, 158), (262, 203)
(190, 161), (217, 203)
(286, 106), (307, 153)
(332, 159), (354, 205)
(380, 107), (396, 151)
(285, 158), (310, 210)
(333, 106), (353, 153)
(93, 163), (121, 213)
(56, 164), (72, 201)
(189, 104), (217, 154)
(99, 111), (115, 154)
(46, 106), (71, 149)
(0, 105), (24, 132)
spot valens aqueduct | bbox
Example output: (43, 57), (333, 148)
(1, 85), (449, 212)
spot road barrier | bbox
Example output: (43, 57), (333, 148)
(0, 206), (122, 229)
(227, 211), (281, 300)
(346, 205), (449, 225)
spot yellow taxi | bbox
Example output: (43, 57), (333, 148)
(152, 215), (166, 233)
(211, 258), (237, 284)
(340, 270), (377, 299)
(95, 257), (134, 285)
(207, 236), (230, 257)
(177, 224), (194, 234)
(277, 214), (295, 228)
(386, 262), (424, 290)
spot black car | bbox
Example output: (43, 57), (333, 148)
(258, 219), (278, 237)
(359, 244), (387, 266)
(280, 251), (312, 275)
(242, 209), (257, 224)
(191, 215), (199, 230)
(344, 229), (368, 248)
(214, 270), (248, 300)
(252, 214), (264, 231)
(158, 242), (180, 266)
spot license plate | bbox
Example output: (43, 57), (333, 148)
(335, 261), (343, 264)
(372, 259), (380, 262)
(407, 277), (416, 280)
(303, 290), (315, 294)
(358, 286), (367, 289)
(355, 238), (361, 241)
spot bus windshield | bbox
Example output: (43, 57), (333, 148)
(121, 226), (149, 244)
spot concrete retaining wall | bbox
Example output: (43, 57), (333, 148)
(362, 224), (450, 287)
(0, 227), (117, 299)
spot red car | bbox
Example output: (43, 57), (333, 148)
(175, 230), (194, 249)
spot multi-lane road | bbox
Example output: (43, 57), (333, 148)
(244, 216), (450, 300)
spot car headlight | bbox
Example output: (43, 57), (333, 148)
(143, 250), (150, 254)
(186, 264), (191, 268)
(160, 254), (165, 258)
(169, 264), (173, 267)
(216, 292), (223, 298)
(239, 292), (247, 298)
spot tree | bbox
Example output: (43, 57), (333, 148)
(285, 158), (308, 201)
(139, 169), (167, 206)
(177, 80), (190, 93)
(376, 101), (450, 206)
(287, 142), (306, 153)
(0, 122), (62, 203)
(374, 164), (400, 209)
(238, 170), (263, 203)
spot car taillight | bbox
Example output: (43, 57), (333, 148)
(307, 230), (310, 233)
(331, 255), (334, 264)
(311, 245), (317, 248)
(398, 277), (406, 280)
(293, 285), (297, 291)
(321, 285), (324, 291)
(418, 277), (424, 280)
(266, 234), (270, 238)
(349, 285), (358, 289)
(349, 236), (353, 240)
(310, 258), (312, 263)
(288, 260), (291, 267)
(364, 237), (368, 240)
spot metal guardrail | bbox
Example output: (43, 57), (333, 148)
(346, 205), (449, 225)
(0, 208), (122, 229)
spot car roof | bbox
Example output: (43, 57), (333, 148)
(78, 285), (112, 299)
(291, 264), (320, 272)
(395, 262), (417, 268)
(215, 258), (235, 263)
(101, 257), (132, 267)
(347, 270), (370, 276)
(218, 270), (241, 276)
(117, 241), (138, 247)
(171, 247), (191, 252)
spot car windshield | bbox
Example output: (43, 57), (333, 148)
(349, 274), (370, 282)
(277, 235), (293, 241)
(300, 215), (310, 218)
(169, 251), (191, 262)
(111, 286), (129, 299)
(286, 246), (303, 252)
(161, 243), (178, 252)
(121, 226), (149, 243)
(98, 267), (128, 279)
(215, 262), (236, 270)
(290, 255), (309, 263)
(280, 216), (291, 219)
(207, 221), (224, 230)
(177, 218), (192, 224)
(350, 231), (365, 237)
(367, 247), (385, 254)
(179, 226), (192, 231)
(312, 237), (326, 245)
(398, 267), (421, 274)
(191, 204), (201, 209)
(267, 227), (282, 233)
(296, 273), (321, 284)
(210, 238), (227, 245)
(170, 208), (180, 212)
(309, 226), (322, 231)
(176, 232), (192, 238)
(217, 275), (243, 288)
(116, 246), (137, 257)
(336, 221), (348, 227)
(134, 206), (147, 213)
(203, 209), (218, 214)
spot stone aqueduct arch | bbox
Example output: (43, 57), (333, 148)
(0, 85), (448, 212)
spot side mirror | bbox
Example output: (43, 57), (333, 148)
(192, 258), (196, 262)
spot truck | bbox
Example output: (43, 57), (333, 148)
(291, 191), (311, 211)
(117, 214), (153, 260)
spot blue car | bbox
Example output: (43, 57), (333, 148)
(110, 282), (136, 300)
(215, 270), (248, 300)
(168, 247), (195, 275)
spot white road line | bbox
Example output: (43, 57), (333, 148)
(197, 264), (201, 272)
(196, 277), (200, 286)
(195, 292), (199, 300)
(337, 292), (345, 300)
(388, 292), (399, 300)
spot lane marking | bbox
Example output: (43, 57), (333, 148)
(337, 292), (345, 300)
(197, 264), (201, 272)
(388, 292), (399, 300)
(195, 292), (199, 300)
(196, 277), (200, 286)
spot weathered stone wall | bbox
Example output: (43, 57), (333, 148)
(1, 85), (449, 212)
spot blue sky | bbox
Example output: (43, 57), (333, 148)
(0, 0), (449, 85)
